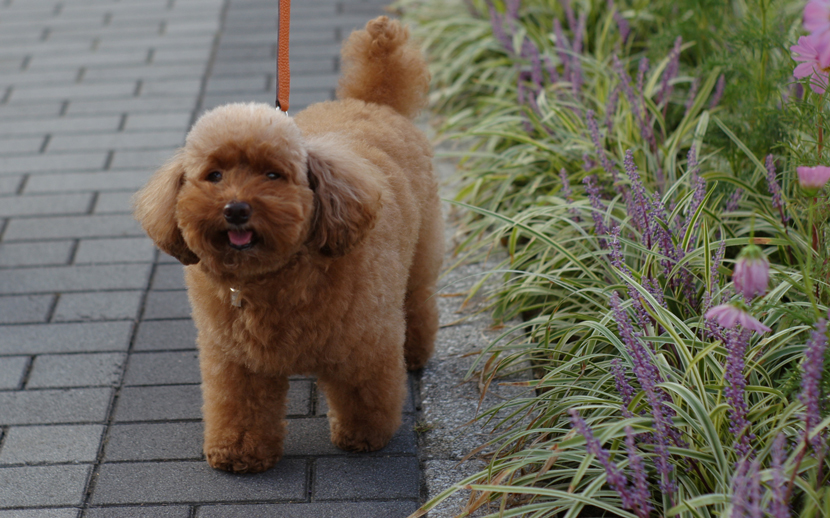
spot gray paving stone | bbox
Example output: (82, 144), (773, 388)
(82, 64), (207, 83)
(9, 82), (136, 102)
(52, 290), (143, 322)
(83, 507), (191, 518)
(0, 424), (104, 464)
(314, 457), (420, 500)
(111, 149), (179, 170)
(0, 151), (107, 174)
(25, 171), (154, 193)
(197, 501), (419, 518)
(204, 75), (268, 94)
(142, 290), (191, 320)
(0, 192), (92, 218)
(0, 136), (43, 155)
(283, 415), (416, 456)
(0, 116), (120, 137)
(104, 421), (203, 462)
(151, 263), (185, 290)
(0, 294), (53, 324)
(27, 51), (147, 71)
(210, 59), (335, 76)
(0, 388), (112, 425)
(4, 214), (144, 241)
(122, 112), (192, 131)
(74, 237), (156, 264)
(287, 379), (312, 416)
(0, 69), (77, 88)
(0, 464), (91, 508)
(0, 264), (151, 294)
(123, 351), (200, 386)
(0, 175), (23, 195)
(153, 48), (213, 65)
(67, 98), (198, 117)
(94, 191), (134, 214)
(133, 319), (197, 351)
(0, 101), (63, 120)
(48, 131), (183, 153)
(115, 385), (202, 421)
(27, 353), (126, 388)
(0, 321), (133, 355)
(0, 509), (79, 518)
(0, 356), (27, 390)
(0, 240), (73, 267)
(91, 460), (306, 504)
(139, 79), (203, 98)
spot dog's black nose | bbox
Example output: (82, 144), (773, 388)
(223, 201), (251, 225)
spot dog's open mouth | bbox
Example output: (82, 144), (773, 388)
(228, 229), (255, 250)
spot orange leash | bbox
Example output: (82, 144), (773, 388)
(276, 0), (290, 111)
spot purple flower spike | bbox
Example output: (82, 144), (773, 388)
(607, 0), (630, 42)
(684, 78), (699, 117)
(765, 155), (789, 224)
(732, 245), (769, 301)
(726, 188), (743, 212)
(584, 175), (610, 248)
(705, 304), (771, 333)
(586, 110), (620, 185)
(769, 434), (791, 518)
(605, 84), (620, 134)
(611, 358), (636, 415)
(659, 37), (683, 109)
(569, 410), (650, 517)
(624, 150), (652, 242)
(487, 3), (512, 51)
(731, 458), (762, 518)
(799, 319), (828, 457)
(625, 426), (653, 518)
(710, 74), (726, 109)
(723, 328), (755, 458)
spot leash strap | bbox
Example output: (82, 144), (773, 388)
(276, 0), (290, 111)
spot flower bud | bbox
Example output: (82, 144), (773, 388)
(733, 245), (769, 300)
(797, 165), (830, 196)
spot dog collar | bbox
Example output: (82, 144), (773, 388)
(229, 287), (242, 308)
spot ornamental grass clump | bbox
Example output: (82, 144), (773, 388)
(398, 0), (830, 515)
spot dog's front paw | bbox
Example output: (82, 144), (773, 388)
(329, 416), (394, 452)
(205, 446), (280, 473)
(204, 431), (283, 474)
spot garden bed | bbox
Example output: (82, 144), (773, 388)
(399, 0), (830, 516)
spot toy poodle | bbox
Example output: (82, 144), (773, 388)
(133, 16), (442, 473)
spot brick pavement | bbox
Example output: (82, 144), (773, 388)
(0, 0), (424, 516)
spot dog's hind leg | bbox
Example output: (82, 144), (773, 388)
(200, 345), (288, 473)
(403, 205), (443, 371)
(318, 352), (407, 452)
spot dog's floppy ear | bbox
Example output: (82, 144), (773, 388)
(305, 137), (382, 258)
(133, 151), (200, 265)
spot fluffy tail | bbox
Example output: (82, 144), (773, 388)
(337, 16), (430, 119)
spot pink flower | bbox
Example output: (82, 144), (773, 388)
(791, 33), (830, 93)
(733, 245), (769, 301)
(797, 165), (830, 192)
(805, 0), (830, 37)
(705, 304), (771, 334)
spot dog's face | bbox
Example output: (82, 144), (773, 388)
(134, 103), (382, 278)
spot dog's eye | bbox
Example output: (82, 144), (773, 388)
(265, 171), (283, 180)
(206, 171), (223, 183)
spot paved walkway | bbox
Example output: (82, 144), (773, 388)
(0, 0), (439, 516)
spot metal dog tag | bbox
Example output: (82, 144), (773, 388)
(229, 287), (242, 308)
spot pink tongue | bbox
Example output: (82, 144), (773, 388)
(228, 230), (253, 247)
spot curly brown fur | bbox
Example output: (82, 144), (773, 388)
(133, 17), (442, 473)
